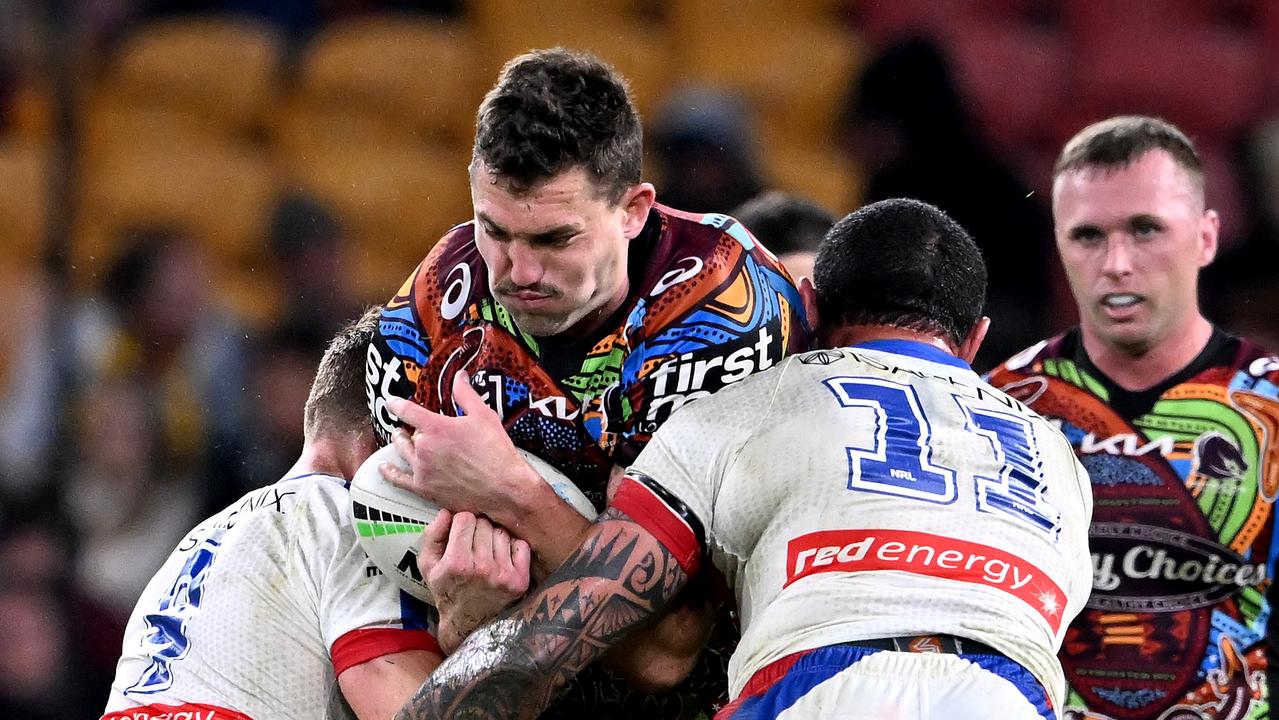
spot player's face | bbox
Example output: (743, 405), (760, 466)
(472, 164), (655, 337)
(1052, 150), (1218, 356)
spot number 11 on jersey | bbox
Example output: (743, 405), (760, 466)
(824, 376), (1061, 537)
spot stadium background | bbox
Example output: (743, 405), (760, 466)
(0, 0), (1276, 715)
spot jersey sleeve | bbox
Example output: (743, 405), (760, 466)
(366, 264), (432, 445)
(613, 222), (810, 467)
(294, 482), (441, 677)
(613, 362), (790, 577)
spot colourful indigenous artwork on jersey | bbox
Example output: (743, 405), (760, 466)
(988, 329), (1279, 720)
(368, 204), (808, 507)
(366, 203), (809, 718)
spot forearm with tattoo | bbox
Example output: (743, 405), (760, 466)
(395, 507), (692, 720)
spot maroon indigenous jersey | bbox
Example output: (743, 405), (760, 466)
(366, 203), (810, 717)
(987, 328), (1279, 720)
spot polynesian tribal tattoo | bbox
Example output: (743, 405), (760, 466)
(395, 507), (692, 720)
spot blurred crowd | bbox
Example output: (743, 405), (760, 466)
(1, 1), (1278, 716)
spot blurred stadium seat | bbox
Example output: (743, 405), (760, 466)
(292, 18), (485, 148)
(668, 12), (863, 149)
(0, 138), (48, 270)
(78, 97), (220, 168)
(283, 139), (472, 301)
(75, 139), (275, 286)
(466, 5), (670, 119)
(851, 0), (964, 45)
(761, 139), (861, 215)
(99, 17), (283, 138)
(945, 21), (1070, 156)
(1070, 24), (1264, 142)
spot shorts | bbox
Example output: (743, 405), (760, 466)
(717, 638), (1054, 720)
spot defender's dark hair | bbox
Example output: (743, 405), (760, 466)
(303, 307), (381, 440)
(814, 198), (986, 347)
(1054, 115), (1204, 196)
(473, 48), (642, 204)
(733, 192), (836, 256)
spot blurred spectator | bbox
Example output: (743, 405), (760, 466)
(840, 38), (1054, 370)
(733, 191), (835, 280)
(0, 507), (123, 706)
(91, 226), (252, 511)
(107, 0), (462, 40)
(0, 272), (62, 503)
(268, 193), (361, 345)
(1203, 119), (1279, 349)
(0, 0), (41, 123)
(0, 586), (97, 720)
(652, 87), (764, 214)
(238, 322), (327, 486)
(64, 376), (199, 618)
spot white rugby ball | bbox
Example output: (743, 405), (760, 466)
(349, 443), (597, 603)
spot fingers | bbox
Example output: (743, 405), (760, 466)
(471, 515), (494, 560)
(451, 371), (494, 418)
(386, 396), (435, 432)
(491, 523), (511, 567)
(390, 427), (415, 464)
(378, 456), (413, 490)
(447, 511), (478, 555)
(418, 508), (452, 567)
(510, 538), (531, 587)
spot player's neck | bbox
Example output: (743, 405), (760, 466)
(1080, 314), (1214, 392)
(827, 324), (957, 356)
(288, 432), (374, 481)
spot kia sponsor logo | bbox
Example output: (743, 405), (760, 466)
(1088, 523), (1264, 612)
(785, 528), (1066, 632)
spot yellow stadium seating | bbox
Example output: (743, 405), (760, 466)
(293, 18), (485, 148)
(0, 139), (48, 270)
(282, 139), (473, 302)
(75, 138), (276, 286)
(667, 13), (862, 149)
(761, 139), (861, 216)
(102, 17), (283, 137)
(467, 10), (671, 119)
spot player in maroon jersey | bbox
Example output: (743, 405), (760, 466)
(988, 116), (1279, 720)
(365, 48), (809, 717)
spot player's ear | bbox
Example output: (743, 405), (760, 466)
(621, 183), (657, 240)
(1198, 208), (1220, 267)
(799, 276), (820, 333)
(958, 316), (991, 365)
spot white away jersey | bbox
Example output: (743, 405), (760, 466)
(103, 472), (439, 720)
(614, 341), (1094, 709)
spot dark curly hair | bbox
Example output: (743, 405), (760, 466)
(815, 199), (987, 348)
(472, 48), (642, 204)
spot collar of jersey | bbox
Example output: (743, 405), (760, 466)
(850, 339), (971, 371)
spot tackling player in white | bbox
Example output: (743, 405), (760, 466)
(395, 199), (1094, 720)
(102, 309), (528, 720)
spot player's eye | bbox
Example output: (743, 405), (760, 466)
(1132, 221), (1162, 238)
(1069, 227), (1104, 244)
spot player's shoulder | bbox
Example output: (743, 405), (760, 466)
(1232, 335), (1279, 391)
(985, 330), (1075, 383)
(639, 204), (793, 290)
(628, 205), (802, 339)
(379, 221), (486, 337)
(223, 472), (349, 536)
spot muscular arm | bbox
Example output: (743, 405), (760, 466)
(509, 464), (713, 692)
(340, 649), (443, 720)
(395, 507), (692, 720)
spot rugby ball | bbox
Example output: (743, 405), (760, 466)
(349, 443), (597, 603)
